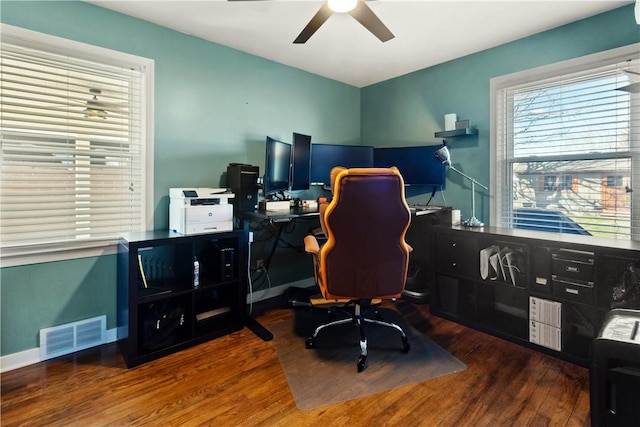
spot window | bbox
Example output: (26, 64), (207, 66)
(606, 175), (623, 187)
(559, 175), (574, 191)
(0, 25), (154, 266)
(491, 44), (640, 240)
(543, 175), (557, 192)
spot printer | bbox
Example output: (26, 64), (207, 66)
(169, 188), (234, 234)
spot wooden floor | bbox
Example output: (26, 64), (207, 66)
(1, 301), (591, 426)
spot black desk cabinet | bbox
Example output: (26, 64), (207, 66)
(430, 225), (640, 366)
(117, 229), (248, 367)
(403, 207), (452, 303)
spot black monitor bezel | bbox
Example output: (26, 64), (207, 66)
(290, 132), (312, 191)
(263, 136), (292, 196)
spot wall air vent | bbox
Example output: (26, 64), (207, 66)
(39, 315), (106, 361)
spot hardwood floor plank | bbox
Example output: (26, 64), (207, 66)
(1, 302), (590, 426)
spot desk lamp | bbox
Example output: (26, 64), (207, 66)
(434, 141), (488, 227)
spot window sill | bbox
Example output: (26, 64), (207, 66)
(1, 242), (118, 268)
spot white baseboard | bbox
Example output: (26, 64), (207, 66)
(0, 348), (40, 373)
(1, 327), (118, 373)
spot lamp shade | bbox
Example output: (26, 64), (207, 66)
(434, 144), (451, 166)
(328, 0), (358, 13)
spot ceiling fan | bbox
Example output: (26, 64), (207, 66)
(228, 0), (394, 44)
(43, 88), (127, 120)
(84, 88), (109, 119)
(80, 88), (128, 119)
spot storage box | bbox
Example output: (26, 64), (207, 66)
(455, 120), (469, 130)
(530, 296), (562, 328)
(551, 248), (594, 283)
(529, 320), (562, 351)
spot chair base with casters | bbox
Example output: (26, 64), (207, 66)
(304, 299), (411, 372)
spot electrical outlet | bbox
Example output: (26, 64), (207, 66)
(256, 259), (264, 268)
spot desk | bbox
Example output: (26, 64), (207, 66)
(237, 206), (319, 224)
(236, 207), (320, 278)
(237, 205), (450, 304)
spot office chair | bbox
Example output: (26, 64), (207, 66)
(303, 167), (412, 372)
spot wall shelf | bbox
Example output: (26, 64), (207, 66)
(434, 127), (478, 138)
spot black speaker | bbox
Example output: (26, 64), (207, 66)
(227, 163), (259, 211)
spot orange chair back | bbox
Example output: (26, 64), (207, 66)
(318, 167), (411, 300)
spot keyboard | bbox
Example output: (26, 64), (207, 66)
(409, 204), (442, 211)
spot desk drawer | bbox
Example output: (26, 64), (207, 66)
(551, 249), (595, 283)
(435, 233), (476, 277)
(552, 276), (594, 304)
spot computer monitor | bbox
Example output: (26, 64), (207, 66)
(290, 132), (312, 191)
(310, 144), (374, 186)
(263, 136), (292, 196)
(373, 145), (446, 190)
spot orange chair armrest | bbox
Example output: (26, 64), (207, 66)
(304, 234), (320, 254)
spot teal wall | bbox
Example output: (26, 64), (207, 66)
(362, 4), (639, 214)
(0, 1), (359, 356)
(1, 2), (638, 357)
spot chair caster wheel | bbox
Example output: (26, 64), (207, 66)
(357, 355), (368, 372)
(402, 337), (410, 353)
(305, 337), (315, 349)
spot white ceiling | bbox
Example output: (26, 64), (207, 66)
(86, 0), (632, 87)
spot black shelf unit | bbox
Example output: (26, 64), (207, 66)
(430, 225), (640, 366)
(434, 127), (478, 138)
(117, 229), (248, 367)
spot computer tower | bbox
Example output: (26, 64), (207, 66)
(219, 247), (235, 281)
(227, 163), (259, 211)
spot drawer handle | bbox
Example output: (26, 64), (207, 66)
(552, 255), (594, 265)
(552, 276), (594, 288)
(452, 262), (457, 267)
(452, 243), (457, 247)
(566, 288), (579, 295)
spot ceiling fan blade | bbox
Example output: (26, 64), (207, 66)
(293, 5), (333, 44)
(350, 1), (394, 42)
(617, 82), (640, 93)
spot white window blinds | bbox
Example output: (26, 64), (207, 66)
(493, 45), (640, 240)
(0, 26), (152, 264)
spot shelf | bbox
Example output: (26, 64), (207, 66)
(430, 225), (640, 367)
(434, 128), (478, 138)
(117, 229), (248, 367)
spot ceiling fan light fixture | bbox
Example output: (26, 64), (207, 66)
(84, 89), (108, 119)
(328, 0), (357, 14)
(84, 107), (107, 119)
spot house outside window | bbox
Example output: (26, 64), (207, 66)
(0, 25), (154, 266)
(491, 44), (640, 240)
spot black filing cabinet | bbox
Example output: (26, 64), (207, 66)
(590, 309), (640, 427)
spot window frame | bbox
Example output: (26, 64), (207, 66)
(0, 24), (154, 267)
(490, 43), (640, 240)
